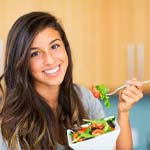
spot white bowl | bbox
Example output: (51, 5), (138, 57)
(67, 116), (120, 150)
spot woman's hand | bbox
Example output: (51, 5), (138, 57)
(118, 79), (143, 113)
(116, 79), (143, 150)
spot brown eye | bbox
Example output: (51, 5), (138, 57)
(51, 44), (60, 50)
(30, 51), (40, 57)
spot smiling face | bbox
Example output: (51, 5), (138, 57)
(29, 27), (68, 91)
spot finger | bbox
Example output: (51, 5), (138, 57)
(122, 88), (136, 100)
(128, 86), (141, 95)
(128, 86), (143, 98)
(121, 88), (143, 103)
(121, 93), (135, 106)
(126, 78), (137, 84)
(127, 80), (143, 91)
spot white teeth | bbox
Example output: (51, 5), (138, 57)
(45, 66), (59, 74)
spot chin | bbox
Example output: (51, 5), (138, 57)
(49, 79), (64, 86)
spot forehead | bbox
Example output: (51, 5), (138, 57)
(31, 27), (61, 47)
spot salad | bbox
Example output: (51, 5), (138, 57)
(70, 116), (115, 143)
(91, 84), (110, 107)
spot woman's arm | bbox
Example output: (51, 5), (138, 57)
(116, 79), (143, 150)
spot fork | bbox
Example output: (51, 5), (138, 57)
(106, 80), (150, 96)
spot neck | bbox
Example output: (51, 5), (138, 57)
(35, 84), (60, 110)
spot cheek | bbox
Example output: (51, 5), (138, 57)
(57, 49), (68, 65)
(29, 60), (41, 75)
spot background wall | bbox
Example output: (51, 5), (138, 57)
(0, 0), (150, 92)
(0, 0), (150, 149)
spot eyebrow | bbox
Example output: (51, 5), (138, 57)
(30, 38), (61, 50)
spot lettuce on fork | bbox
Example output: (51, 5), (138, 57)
(91, 84), (110, 107)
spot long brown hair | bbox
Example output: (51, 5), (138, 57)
(0, 11), (88, 150)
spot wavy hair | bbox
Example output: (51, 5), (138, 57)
(0, 11), (88, 150)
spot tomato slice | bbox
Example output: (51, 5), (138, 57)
(91, 86), (100, 98)
(78, 126), (89, 134)
(92, 129), (104, 136)
(72, 132), (78, 140)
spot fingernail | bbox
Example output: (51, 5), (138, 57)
(137, 82), (143, 86)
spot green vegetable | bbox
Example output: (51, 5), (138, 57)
(72, 128), (95, 143)
(95, 84), (110, 108)
(71, 116), (116, 143)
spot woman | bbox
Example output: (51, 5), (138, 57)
(0, 11), (143, 150)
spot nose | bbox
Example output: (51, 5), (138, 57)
(44, 51), (55, 65)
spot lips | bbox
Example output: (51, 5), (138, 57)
(43, 65), (60, 75)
